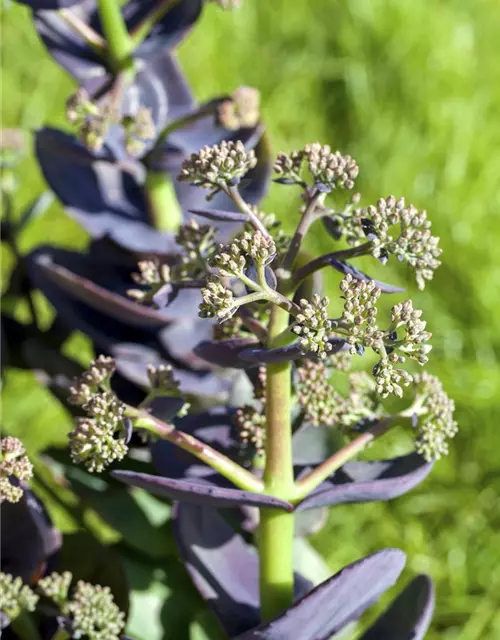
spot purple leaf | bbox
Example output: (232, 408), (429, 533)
(173, 504), (313, 637)
(35, 0), (203, 82)
(28, 247), (181, 328)
(239, 343), (304, 365)
(235, 548), (406, 640)
(194, 338), (260, 368)
(187, 208), (249, 223)
(151, 408), (238, 480)
(1, 489), (61, 582)
(360, 575), (435, 640)
(35, 128), (176, 253)
(330, 260), (404, 294)
(295, 453), (433, 511)
(112, 470), (293, 511)
(18, 0), (81, 10)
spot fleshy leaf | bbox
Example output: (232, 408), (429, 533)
(295, 453), (433, 511)
(112, 471), (293, 511)
(173, 504), (313, 638)
(235, 548), (406, 640)
(1, 489), (61, 582)
(28, 247), (183, 328)
(194, 338), (259, 368)
(239, 338), (346, 365)
(360, 575), (435, 640)
(329, 260), (404, 294)
(187, 208), (249, 223)
(35, 128), (175, 253)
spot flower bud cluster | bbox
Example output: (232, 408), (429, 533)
(128, 260), (172, 306)
(339, 274), (383, 352)
(212, 231), (277, 277)
(176, 220), (217, 278)
(303, 143), (359, 191)
(0, 437), (33, 503)
(247, 207), (291, 257)
(0, 573), (39, 622)
(372, 358), (413, 399)
(147, 364), (180, 395)
(273, 149), (304, 184)
(68, 355), (116, 405)
(122, 106), (156, 156)
(38, 573), (125, 640)
(390, 300), (432, 365)
(178, 140), (257, 190)
(68, 359), (129, 472)
(339, 372), (382, 429)
(350, 196), (442, 289)
(38, 571), (72, 608)
(234, 406), (266, 456)
(412, 373), (458, 461)
(338, 275), (432, 397)
(199, 276), (236, 321)
(66, 88), (155, 156)
(292, 295), (333, 359)
(217, 87), (260, 130)
(296, 360), (343, 427)
(212, 315), (245, 340)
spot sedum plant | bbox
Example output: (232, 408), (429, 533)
(1, 0), (457, 638)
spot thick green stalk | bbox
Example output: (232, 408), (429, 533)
(259, 304), (295, 620)
(144, 171), (183, 232)
(96, 0), (134, 69)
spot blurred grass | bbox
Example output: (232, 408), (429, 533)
(2, 1), (500, 638)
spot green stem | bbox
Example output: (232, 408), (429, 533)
(227, 185), (271, 237)
(144, 171), (183, 232)
(59, 9), (107, 54)
(51, 629), (71, 640)
(259, 304), (295, 620)
(128, 410), (264, 493)
(96, 0), (134, 70)
(280, 190), (323, 272)
(259, 509), (295, 620)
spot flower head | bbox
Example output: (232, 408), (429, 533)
(217, 87), (260, 130)
(234, 406), (266, 457)
(412, 373), (458, 461)
(199, 276), (236, 321)
(292, 295), (333, 359)
(304, 143), (359, 191)
(39, 573), (125, 640)
(0, 437), (33, 503)
(339, 274), (382, 353)
(0, 573), (38, 622)
(353, 196), (442, 289)
(178, 140), (257, 191)
(68, 356), (116, 405)
(296, 360), (343, 427)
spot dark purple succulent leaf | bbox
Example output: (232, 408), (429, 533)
(1, 489), (61, 582)
(295, 453), (433, 511)
(124, 0), (203, 61)
(35, 128), (176, 253)
(17, 0), (81, 10)
(111, 341), (232, 399)
(151, 408), (238, 479)
(360, 575), (434, 640)
(35, 0), (203, 82)
(159, 319), (218, 371)
(112, 470), (293, 511)
(173, 503), (313, 638)
(34, 2), (104, 83)
(330, 260), (404, 294)
(235, 548), (406, 640)
(27, 247), (186, 328)
(239, 342), (304, 365)
(187, 207), (249, 223)
(194, 338), (260, 368)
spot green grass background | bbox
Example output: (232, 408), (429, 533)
(2, 1), (500, 638)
